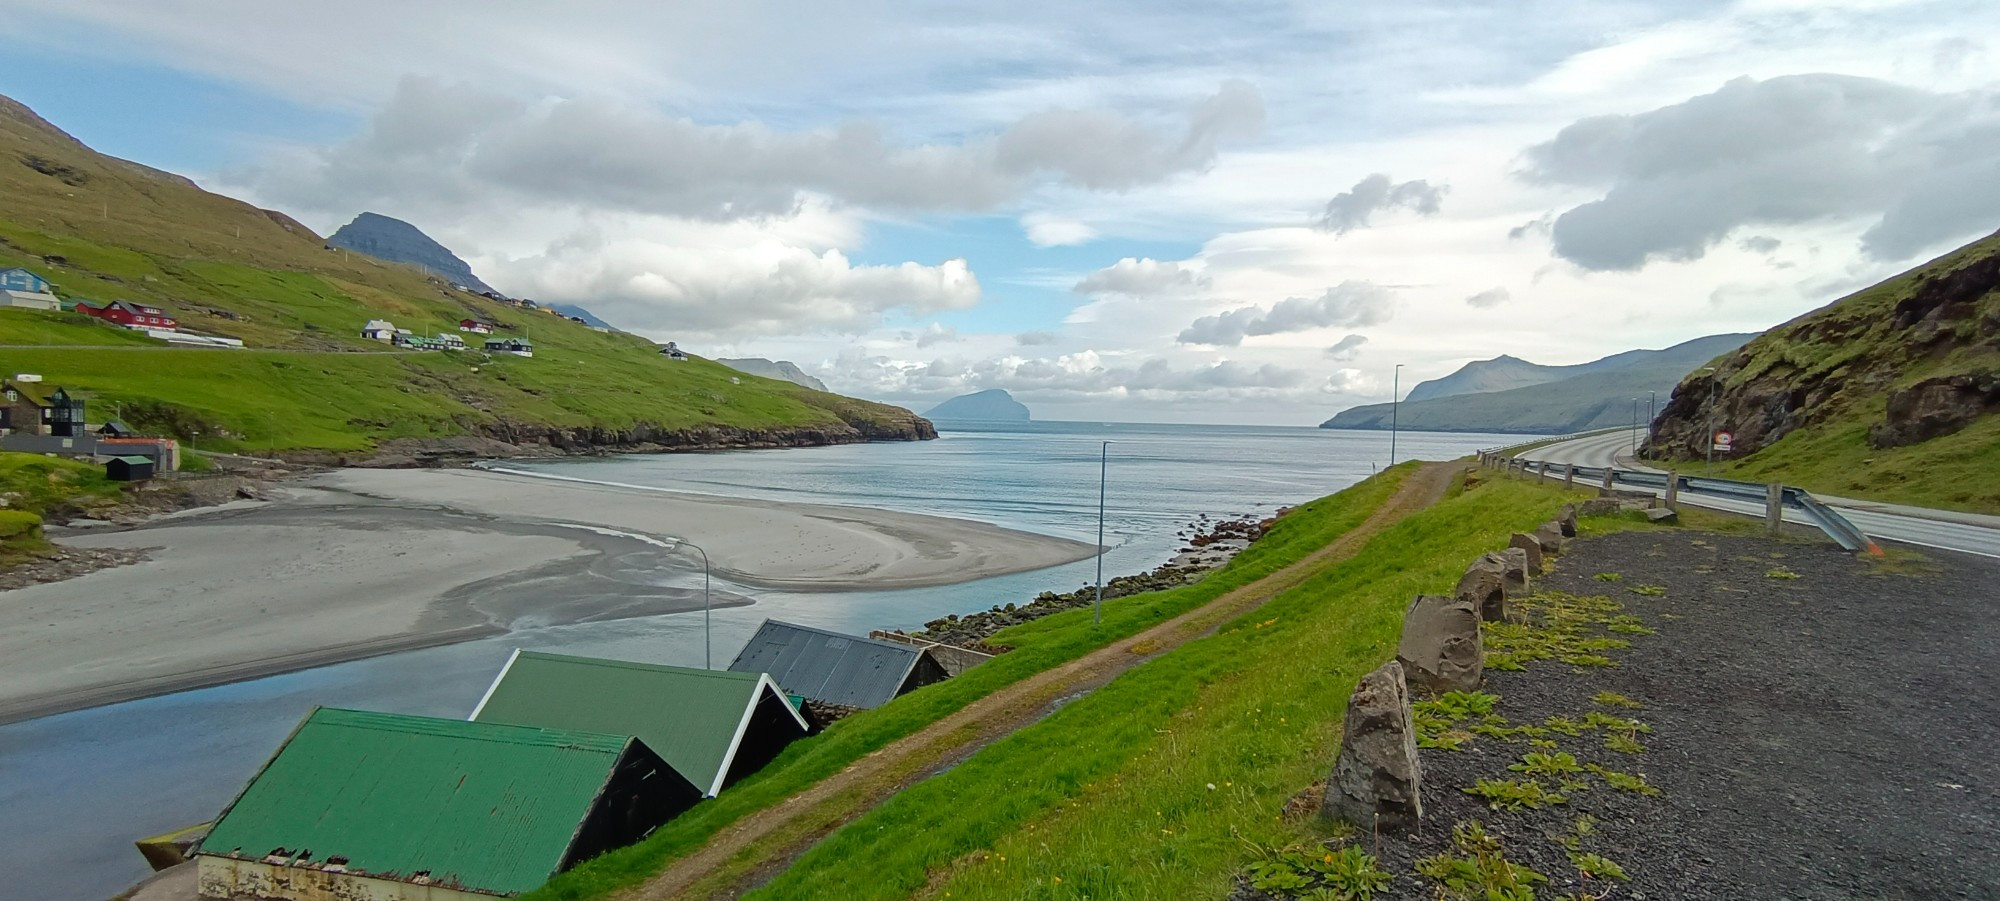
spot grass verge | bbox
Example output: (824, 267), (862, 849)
(524, 466), (1419, 901)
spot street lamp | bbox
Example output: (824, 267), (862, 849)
(668, 538), (713, 668)
(1095, 440), (1110, 626)
(1629, 398), (1639, 461)
(1389, 364), (1404, 467)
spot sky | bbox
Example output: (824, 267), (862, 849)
(2, 0), (1997, 424)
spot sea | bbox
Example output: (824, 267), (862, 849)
(0, 421), (1524, 901)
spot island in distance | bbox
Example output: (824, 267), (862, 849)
(925, 388), (1031, 422)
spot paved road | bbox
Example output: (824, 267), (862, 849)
(1516, 433), (2000, 559)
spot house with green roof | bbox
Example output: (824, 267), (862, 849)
(471, 650), (811, 797)
(194, 707), (701, 900)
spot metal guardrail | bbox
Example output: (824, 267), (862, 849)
(1486, 454), (1883, 555)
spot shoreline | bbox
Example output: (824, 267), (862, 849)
(0, 467), (1096, 725)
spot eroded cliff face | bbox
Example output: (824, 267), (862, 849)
(1646, 231), (2000, 460)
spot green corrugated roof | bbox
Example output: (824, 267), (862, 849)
(198, 708), (630, 896)
(110, 455), (153, 465)
(472, 651), (799, 796)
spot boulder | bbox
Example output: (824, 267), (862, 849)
(1644, 507), (1679, 525)
(1321, 661), (1423, 832)
(1507, 532), (1545, 572)
(1396, 595), (1483, 693)
(1558, 504), (1579, 538)
(1454, 561), (1507, 623)
(1576, 498), (1621, 517)
(1534, 522), (1566, 555)
(1496, 548), (1532, 596)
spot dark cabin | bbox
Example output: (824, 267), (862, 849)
(105, 455), (155, 481)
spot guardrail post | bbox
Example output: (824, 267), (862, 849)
(1536, 461), (1548, 483)
(1765, 483), (1783, 533)
(1598, 468), (1615, 497)
(1664, 471), (1680, 511)
(1563, 464), (1575, 490)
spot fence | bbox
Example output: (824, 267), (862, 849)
(1478, 452), (1881, 556)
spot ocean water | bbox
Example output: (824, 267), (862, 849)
(0, 422), (1521, 900)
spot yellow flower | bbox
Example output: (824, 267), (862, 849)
(1054, 876), (1063, 884)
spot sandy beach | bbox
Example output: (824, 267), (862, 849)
(0, 468), (1096, 724)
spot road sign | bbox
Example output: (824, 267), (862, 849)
(1713, 430), (1734, 453)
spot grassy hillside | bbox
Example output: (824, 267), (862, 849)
(0, 94), (927, 455)
(1647, 230), (2000, 512)
(1325, 366), (1699, 435)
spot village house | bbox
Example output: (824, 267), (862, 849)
(660, 341), (688, 360)
(195, 707), (701, 901)
(359, 319), (395, 341)
(391, 332), (447, 351)
(1, 377), (85, 437)
(485, 337), (534, 357)
(457, 318), (493, 334)
(75, 299), (177, 331)
(435, 332), (467, 350)
(0, 267), (61, 310)
(471, 651), (811, 797)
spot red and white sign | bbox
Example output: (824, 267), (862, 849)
(1712, 431), (1734, 453)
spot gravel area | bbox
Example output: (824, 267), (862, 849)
(1366, 528), (2000, 900)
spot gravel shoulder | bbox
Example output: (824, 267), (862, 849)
(1374, 527), (2000, 900)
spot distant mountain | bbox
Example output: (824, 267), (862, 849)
(718, 358), (830, 392)
(926, 389), (1030, 422)
(1403, 334), (1759, 403)
(327, 212), (496, 294)
(549, 304), (615, 330)
(1322, 333), (1758, 434)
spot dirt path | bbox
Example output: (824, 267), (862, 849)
(629, 462), (1466, 901)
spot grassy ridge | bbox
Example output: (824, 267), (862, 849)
(746, 476), (1580, 900)
(524, 466), (1416, 901)
(0, 98), (926, 453)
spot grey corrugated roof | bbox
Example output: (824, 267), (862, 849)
(727, 620), (925, 709)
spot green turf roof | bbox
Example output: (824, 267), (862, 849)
(470, 650), (806, 796)
(198, 707), (631, 896)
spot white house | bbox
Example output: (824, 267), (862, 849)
(360, 319), (396, 342)
(0, 267), (61, 311)
(436, 332), (467, 350)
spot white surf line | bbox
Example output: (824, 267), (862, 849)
(470, 463), (720, 499)
(537, 520), (683, 551)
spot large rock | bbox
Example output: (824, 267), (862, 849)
(1508, 532), (1545, 572)
(1558, 504), (1579, 538)
(1396, 595), (1483, 693)
(1321, 661), (1423, 832)
(1496, 548), (1532, 595)
(1644, 507), (1679, 524)
(1454, 561), (1507, 623)
(1577, 498), (1621, 517)
(1534, 522), (1566, 555)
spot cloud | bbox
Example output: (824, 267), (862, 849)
(487, 236), (978, 336)
(1021, 213), (1098, 247)
(1464, 287), (1511, 308)
(1507, 213), (1554, 241)
(1518, 74), (2000, 270)
(1015, 330), (1060, 346)
(1324, 334), (1369, 361)
(1323, 369), (1374, 394)
(1737, 235), (1782, 254)
(1315, 173), (1447, 234)
(1073, 257), (1211, 296)
(1177, 281), (1395, 346)
(826, 349), (1310, 400)
(913, 322), (959, 347)
(243, 76), (1264, 222)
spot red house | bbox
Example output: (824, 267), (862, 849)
(458, 318), (494, 334)
(77, 300), (178, 331)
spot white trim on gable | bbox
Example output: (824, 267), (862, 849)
(467, 648), (522, 721)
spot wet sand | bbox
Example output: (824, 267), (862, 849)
(0, 468), (1096, 724)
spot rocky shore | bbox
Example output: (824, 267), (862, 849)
(895, 514), (1277, 650)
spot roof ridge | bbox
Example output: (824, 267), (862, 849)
(761, 618), (920, 654)
(311, 707), (631, 751)
(515, 650), (761, 680)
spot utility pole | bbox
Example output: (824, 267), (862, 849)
(1630, 398), (1639, 461)
(1094, 441), (1110, 626)
(1389, 363), (1404, 467)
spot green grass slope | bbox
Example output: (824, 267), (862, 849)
(0, 94), (926, 454)
(1647, 230), (2000, 513)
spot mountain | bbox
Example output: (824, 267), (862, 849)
(327, 212), (496, 294)
(0, 93), (933, 456)
(1646, 229), (2000, 513)
(926, 389), (1031, 422)
(1322, 333), (1757, 433)
(549, 304), (615, 330)
(1401, 334), (1760, 403)
(718, 359), (830, 392)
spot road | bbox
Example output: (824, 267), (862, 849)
(1516, 433), (2000, 559)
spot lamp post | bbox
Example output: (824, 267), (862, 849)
(1630, 398), (1639, 461)
(1646, 390), (1656, 457)
(1095, 440), (1110, 626)
(669, 538), (713, 668)
(1389, 363), (1404, 467)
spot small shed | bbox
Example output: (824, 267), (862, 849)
(105, 455), (155, 481)
(194, 707), (700, 901)
(472, 651), (809, 797)
(728, 619), (950, 710)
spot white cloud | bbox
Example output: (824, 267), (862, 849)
(1015, 330), (1060, 346)
(1178, 282), (1397, 346)
(913, 322), (960, 347)
(1464, 287), (1511, 308)
(1021, 213), (1099, 247)
(1073, 257), (1212, 296)
(1324, 334), (1369, 360)
(1316, 173), (1448, 234)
